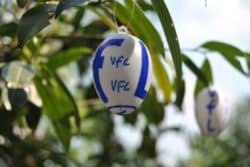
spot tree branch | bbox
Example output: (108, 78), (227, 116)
(46, 35), (104, 41)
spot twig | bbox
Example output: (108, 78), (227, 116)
(46, 35), (104, 41)
(181, 47), (209, 55)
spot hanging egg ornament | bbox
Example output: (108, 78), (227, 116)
(92, 30), (152, 115)
(195, 87), (230, 136)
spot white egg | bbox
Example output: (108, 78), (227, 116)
(92, 33), (152, 115)
(195, 87), (230, 136)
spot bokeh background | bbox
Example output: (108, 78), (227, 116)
(0, 0), (249, 167)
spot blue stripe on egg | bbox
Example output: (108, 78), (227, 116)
(108, 105), (137, 116)
(93, 38), (124, 103)
(134, 41), (149, 99)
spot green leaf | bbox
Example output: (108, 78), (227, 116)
(46, 47), (92, 70)
(182, 54), (208, 85)
(248, 61), (250, 75)
(138, 1), (153, 11)
(56, 0), (87, 17)
(194, 59), (213, 96)
(201, 41), (247, 75)
(83, 20), (108, 35)
(151, 53), (171, 102)
(17, 4), (57, 47)
(53, 122), (71, 150)
(85, 84), (98, 99)
(151, 0), (183, 102)
(247, 53), (250, 75)
(90, 7), (118, 32)
(124, 112), (138, 125)
(138, 126), (156, 158)
(140, 87), (164, 124)
(110, 0), (171, 103)
(72, 8), (85, 30)
(151, 0), (182, 78)
(0, 22), (17, 37)
(16, 0), (28, 8)
(53, 72), (81, 128)
(81, 107), (113, 139)
(175, 79), (185, 109)
(33, 68), (79, 150)
(202, 41), (246, 57)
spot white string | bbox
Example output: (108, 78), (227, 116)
(112, 0), (136, 33)
(126, 0), (135, 30)
(113, 0), (119, 32)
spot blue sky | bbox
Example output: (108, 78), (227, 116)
(167, 0), (250, 96)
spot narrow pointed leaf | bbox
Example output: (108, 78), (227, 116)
(138, 1), (154, 11)
(194, 59), (213, 96)
(151, 0), (182, 81)
(182, 54), (208, 84)
(46, 47), (91, 70)
(90, 7), (118, 32)
(53, 72), (81, 129)
(175, 79), (185, 109)
(202, 41), (246, 57)
(248, 61), (250, 75)
(33, 69), (80, 150)
(140, 87), (164, 124)
(56, 0), (87, 17)
(201, 41), (247, 75)
(247, 53), (250, 75)
(72, 8), (85, 30)
(151, 53), (171, 102)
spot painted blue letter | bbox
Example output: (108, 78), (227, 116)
(111, 80), (118, 92)
(111, 80), (130, 93)
(206, 90), (217, 132)
(110, 57), (116, 66)
(110, 56), (130, 68)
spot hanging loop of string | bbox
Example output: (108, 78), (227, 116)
(112, 0), (119, 32)
(112, 0), (135, 33)
(126, 1), (135, 30)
